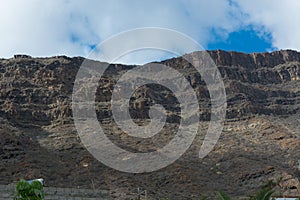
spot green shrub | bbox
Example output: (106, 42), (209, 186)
(217, 179), (282, 200)
(217, 190), (232, 200)
(14, 179), (44, 200)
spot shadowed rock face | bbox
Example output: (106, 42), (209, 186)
(0, 50), (299, 199)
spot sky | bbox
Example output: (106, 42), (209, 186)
(1, 0), (300, 64)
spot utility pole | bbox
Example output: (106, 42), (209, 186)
(137, 187), (140, 200)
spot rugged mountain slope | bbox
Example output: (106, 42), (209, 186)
(0, 50), (299, 199)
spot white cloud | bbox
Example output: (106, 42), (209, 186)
(0, 0), (299, 63)
(0, 0), (242, 63)
(235, 0), (300, 51)
(0, 1), (81, 56)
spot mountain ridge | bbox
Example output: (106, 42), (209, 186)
(7, 49), (300, 66)
(0, 50), (299, 199)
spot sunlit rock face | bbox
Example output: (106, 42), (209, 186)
(0, 50), (299, 199)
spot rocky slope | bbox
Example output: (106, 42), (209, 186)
(0, 50), (299, 199)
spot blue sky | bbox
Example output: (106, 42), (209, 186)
(1, 0), (300, 64)
(208, 27), (274, 53)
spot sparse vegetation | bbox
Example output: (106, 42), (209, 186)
(218, 190), (231, 200)
(217, 179), (286, 200)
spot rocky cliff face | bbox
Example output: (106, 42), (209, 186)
(1, 50), (300, 125)
(0, 50), (299, 199)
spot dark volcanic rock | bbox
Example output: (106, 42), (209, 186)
(0, 50), (299, 199)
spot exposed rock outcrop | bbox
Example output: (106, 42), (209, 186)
(0, 50), (299, 199)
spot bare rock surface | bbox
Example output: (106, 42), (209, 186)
(0, 50), (299, 199)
